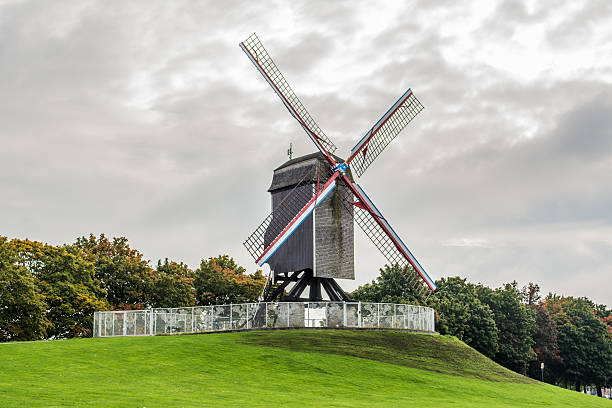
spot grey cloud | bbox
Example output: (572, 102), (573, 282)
(1, 0), (611, 305)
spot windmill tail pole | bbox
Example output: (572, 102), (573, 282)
(259, 270), (273, 302)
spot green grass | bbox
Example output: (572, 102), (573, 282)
(0, 330), (608, 407)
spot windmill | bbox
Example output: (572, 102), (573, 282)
(241, 33), (436, 302)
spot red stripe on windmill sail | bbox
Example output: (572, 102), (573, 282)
(348, 180), (436, 291)
(256, 174), (339, 266)
(239, 34), (338, 161)
(347, 89), (424, 177)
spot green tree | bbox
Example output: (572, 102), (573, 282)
(542, 296), (612, 395)
(194, 255), (266, 305)
(476, 282), (536, 374)
(351, 264), (422, 304)
(74, 234), (155, 309)
(151, 259), (196, 308)
(10, 238), (107, 338)
(428, 277), (499, 358)
(0, 237), (48, 341)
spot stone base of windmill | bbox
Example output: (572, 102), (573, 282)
(93, 302), (436, 337)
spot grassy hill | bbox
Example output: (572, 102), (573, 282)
(0, 330), (608, 407)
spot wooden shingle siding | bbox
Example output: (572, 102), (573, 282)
(266, 152), (355, 281)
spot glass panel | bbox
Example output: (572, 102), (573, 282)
(307, 302), (327, 328)
(266, 303), (283, 328)
(113, 313), (123, 336)
(326, 302), (344, 328)
(361, 303), (377, 328)
(287, 303), (306, 328)
(345, 303), (359, 327)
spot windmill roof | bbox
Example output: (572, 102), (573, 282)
(273, 152), (345, 171)
(269, 152), (353, 192)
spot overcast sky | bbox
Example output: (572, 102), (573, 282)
(1, 0), (611, 305)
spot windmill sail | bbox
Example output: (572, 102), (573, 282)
(337, 179), (436, 298)
(240, 33), (337, 156)
(241, 33), (435, 302)
(244, 172), (339, 266)
(348, 89), (424, 177)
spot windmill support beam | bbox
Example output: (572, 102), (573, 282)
(265, 270), (300, 301)
(264, 269), (352, 302)
(320, 279), (340, 301)
(286, 270), (312, 299)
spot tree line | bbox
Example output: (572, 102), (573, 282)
(351, 264), (612, 397)
(0, 234), (265, 341)
(2, 234), (610, 395)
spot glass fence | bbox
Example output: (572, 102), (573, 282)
(93, 302), (435, 337)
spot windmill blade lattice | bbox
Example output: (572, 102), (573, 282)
(244, 171), (314, 262)
(348, 90), (424, 177)
(240, 33), (337, 155)
(352, 205), (433, 300)
(333, 180), (435, 300)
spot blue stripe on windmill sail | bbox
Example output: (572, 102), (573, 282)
(354, 184), (436, 290)
(350, 88), (413, 155)
(258, 180), (337, 266)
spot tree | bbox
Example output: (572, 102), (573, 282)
(0, 237), (48, 341)
(151, 259), (196, 308)
(594, 304), (612, 338)
(476, 282), (536, 374)
(527, 300), (562, 382)
(521, 282), (541, 305)
(427, 277), (499, 359)
(74, 234), (156, 309)
(194, 255), (266, 305)
(542, 296), (612, 395)
(10, 238), (107, 338)
(351, 264), (423, 304)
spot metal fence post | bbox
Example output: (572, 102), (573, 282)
(358, 302), (362, 328)
(343, 303), (347, 327)
(377, 303), (380, 328)
(230, 304), (233, 330)
(431, 308), (435, 332)
(93, 312), (97, 337)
